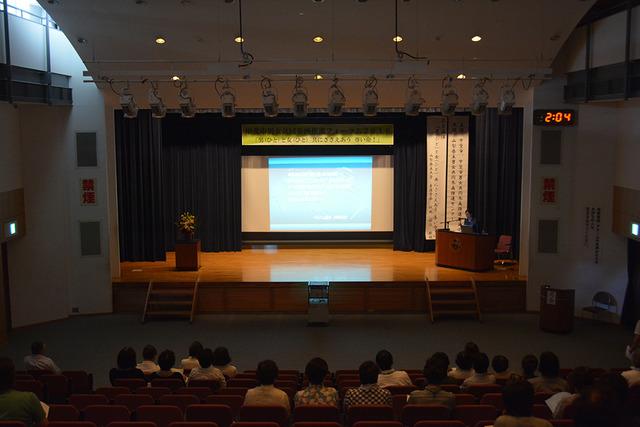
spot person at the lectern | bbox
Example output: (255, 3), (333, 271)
(462, 210), (479, 233)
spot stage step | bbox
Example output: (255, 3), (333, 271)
(425, 278), (482, 323)
(142, 280), (200, 323)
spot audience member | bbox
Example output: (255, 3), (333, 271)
(464, 342), (480, 358)
(493, 379), (552, 427)
(188, 348), (226, 389)
(0, 358), (45, 427)
(462, 352), (496, 388)
(23, 341), (61, 374)
(521, 354), (538, 380)
(344, 361), (392, 411)
(448, 351), (474, 381)
(149, 350), (185, 384)
(626, 319), (640, 360)
(573, 373), (630, 427)
(375, 349), (412, 387)
(407, 357), (455, 412)
(431, 352), (458, 385)
(181, 341), (203, 371)
(295, 357), (338, 406)
(550, 366), (593, 419)
(492, 355), (513, 381)
(244, 360), (290, 415)
(528, 352), (568, 393)
(622, 348), (640, 386)
(213, 346), (238, 378)
(109, 347), (146, 385)
(136, 344), (160, 376)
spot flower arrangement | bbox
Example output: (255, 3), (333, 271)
(176, 211), (196, 238)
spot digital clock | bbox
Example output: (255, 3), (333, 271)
(533, 109), (577, 126)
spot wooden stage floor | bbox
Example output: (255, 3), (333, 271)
(115, 245), (523, 284)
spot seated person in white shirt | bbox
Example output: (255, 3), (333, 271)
(136, 345), (160, 376)
(213, 347), (238, 379)
(462, 352), (496, 389)
(448, 351), (474, 381)
(494, 380), (552, 427)
(23, 341), (61, 374)
(376, 349), (412, 388)
(188, 348), (226, 390)
(243, 359), (290, 416)
(622, 348), (640, 387)
(181, 341), (203, 372)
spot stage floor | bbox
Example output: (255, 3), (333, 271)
(115, 245), (523, 284)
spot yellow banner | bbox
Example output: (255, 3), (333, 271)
(241, 124), (394, 146)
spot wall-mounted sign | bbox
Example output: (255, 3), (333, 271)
(81, 178), (97, 205)
(632, 222), (639, 237)
(241, 124), (394, 146)
(533, 109), (577, 126)
(542, 177), (558, 205)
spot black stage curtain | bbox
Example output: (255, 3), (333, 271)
(622, 239), (640, 328)
(393, 115), (430, 251)
(115, 110), (166, 261)
(469, 108), (523, 258)
(161, 114), (242, 252)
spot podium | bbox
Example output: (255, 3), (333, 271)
(435, 229), (496, 271)
(175, 240), (200, 271)
(540, 287), (575, 333)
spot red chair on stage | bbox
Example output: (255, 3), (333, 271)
(176, 387), (212, 402)
(83, 405), (131, 427)
(293, 405), (340, 423)
(400, 405), (451, 427)
(41, 374), (70, 403)
(494, 235), (512, 262)
(237, 406), (289, 427)
(114, 379), (147, 393)
(95, 387), (130, 402)
(151, 378), (185, 391)
(69, 394), (110, 411)
(136, 386), (172, 401)
(452, 405), (497, 427)
(136, 405), (184, 427)
(205, 395), (244, 417)
(48, 405), (81, 422)
(113, 394), (155, 413)
(63, 371), (94, 394)
(347, 405), (394, 426)
(14, 379), (44, 400)
(185, 404), (234, 427)
(159, 394), (201, 412)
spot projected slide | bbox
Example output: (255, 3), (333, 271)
(268, 157), (373, 231)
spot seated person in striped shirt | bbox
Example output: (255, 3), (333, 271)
(376, 350), (412, 388)
(244, 359), (291, 416)
(344, 361), (392, 411)
(407, 356), (456, 412)
(295, 357), (339, 407)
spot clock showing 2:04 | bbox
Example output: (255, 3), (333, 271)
(533, 109), (577, 126)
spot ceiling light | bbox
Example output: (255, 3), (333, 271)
(178, 84), (196, 118)
(313, 36), (324, 43)
(470, 80), (489, 116)
(292, 76), (309, 118)
(148, 84), (166, 119)
(261, 77), (279, 118)
(393, 35), (403, 43)
(456, 73), (466, 80)
(404, 76), (424, 116)
(313, 74), (323, 80)
(498, 84), (516, 115)
(234, 36), (245, 43)
(171, 75), (181, 81)
(215, 78), (236, 118)
(440, 77), (458, 116)
(362, 76), (379, 117)
(471, 35), (482, 42)
(328, 78), (346, 117)
(120, 86), (138, 119)
(155, 36), (166, 44)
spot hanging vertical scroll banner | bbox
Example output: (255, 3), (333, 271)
(425, 116), (470, 240)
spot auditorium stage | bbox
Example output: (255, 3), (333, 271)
(113, 245), (527, 315)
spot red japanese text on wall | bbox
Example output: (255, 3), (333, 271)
(81, 178), (97, 205)
(542, 177), (557, 205)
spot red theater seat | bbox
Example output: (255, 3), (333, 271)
(391, 394), (408, 419)
(550, 421), (575, 427)
(237, 405), (290, 427)
(532, 404), (552, 419)
(479, 393), (503, 414)
(136, 386), (172, 401)
(293, 423), (341, 427)
(353, 422), (403, 427)
(14, 379), (44, 401)
(95, 387), (130, 402)
(176, 387), (211, 402)
(414, 422), (466, 427)
(347, 405), (394, 426)
(151, 379), (185, 392)
(114, 379), (147, 393)
(227, 379), (257, 388)
(170, 422), (218, 427)
(232, 423), (280, 427)
(0, 422), (26, 427)
(188, 380), (223, 392)
(136, 405), (184, 427)
(204, 395), (244, 417)
(159, 394), (201, 412)
(83, 405), (131, 427)
(41, 374), (71, 403)
(107, 422), (157, 427)
(452, 405), (497, 427)
(385, 385), (417, 395)
(400, 405), (451, 427)
(69, 394), (110, 411)
(48, 404), (81, 421)
(185, 404), (234, 427)
(48, 422), (97, 427)
(63, 371), (94, 394)
(216, 387), (248, 397)
(464, 384), (502, 399)
(293, 405), (340, 423)
(113, 394), (156, 412)
(454, 394), (476, 406)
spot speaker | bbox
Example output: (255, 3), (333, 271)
(76, 132), (97, 167)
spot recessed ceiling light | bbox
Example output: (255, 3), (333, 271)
(313, 36), (324, 43)
(471, 35), (482, 42)
(155, 36), (166, 44)
(234, 36), (245, 43)
(456, 73), (467, 80)
(393, 35), (403, 42)
(314, 74), (323, 80)
(171, 75), (181, 81)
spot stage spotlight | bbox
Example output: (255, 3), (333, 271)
(440, 76), (458, 116)
(362, 76), (379, 117)
(178, 85), (196, 118)
(261, 77), (278, 118)
(328, 77), (346, 117)
(498, 83), (516, 115)
(216, 77), (236, 118)
(148, 83), (166, 118)
(120, 86), (138, 119)
(404, 76), (424, 116)
(292, 76), (309, 118)
(470, 79), (489, 116)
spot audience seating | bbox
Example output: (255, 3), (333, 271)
(550, 421), (575, 427)
(114, 379), (148, 393)
(83, 405), (131, 427)
(478, 393), (503, 414)
(152, 379), (186, 392)
(204, 395), (244, 417)
(452, 405), (496, 427)
(113, 394), (156, 412)
(464, 384), (502, 399)
(63, 371), (94, 394)
(137, 387), (173, 401)
(228, 379), (257, 388)
(48, 405), (81, 422)
(158, 394), (200, 412)
(385, 386), (416, 395)
(41, 374), (71, 403)
(48, 422), (98, 427)
(0, 422), (25, 427)
(185, 404), (234, 427)
(531, 404), (552, 419)
(391, 395), (407, 419)
(169, 422), (218, 427)
(188, 380), (223, 392)
(95, 387), (131, 402)
(292, 423), (341, 427)
(414, 422), (465, 427)
(136, 405), (184, 427)
(346, 405), (394, 426)
(69, 394), (111, 410)
(217, 388), (249, 397)
(353, 422), (403, 427)
(14, 379), (44, 400)
(453, 395), (475, 406)
(400, 405), (451, 427)
(107, 422), (157, 427)
(232, 423), (280, 427)
(175, 387), (211, 402)
(237, 406), (289, 427)
(440, 385), (460, 394)
(293, 405), (340, 423)
(27, 370), (52, 380)
(533, 392), (553, 404)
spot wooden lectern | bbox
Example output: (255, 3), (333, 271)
(435, 229), (496, 271)
(540, 287), (575, 333)
(175, 240), (200, 271)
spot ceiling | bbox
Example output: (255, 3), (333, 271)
(39, 0), (597, 83)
